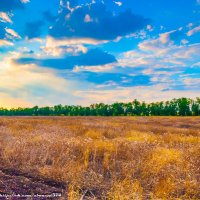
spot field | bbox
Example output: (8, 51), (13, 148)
(0, 117), (199, 199)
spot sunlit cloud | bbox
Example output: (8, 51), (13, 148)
(74, 85), (199, 105)
(0, 12), (12, 23)
(187, 25), (200, 36)
(114, 1), (123, 6)
(0, 0), (199, 107)
(21, 0), (30, 3)
(0, 54), (89, 107)
(0, 39), (13, 46)
(5, 28), (21, 39)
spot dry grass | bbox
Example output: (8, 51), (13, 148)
(0, 116), (199, 199)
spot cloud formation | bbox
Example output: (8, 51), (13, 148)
(0, 54), (83, 107)
(0, 0), (199, 107)
(187, 25), (200, 36)
(0, 12), (12, 23)
(0, 39), (13, 46)
(49, 1), (149, 40)
(41, 36), (104, 56)
(5, 28), (21, 39)
(16, 49), (117, 69)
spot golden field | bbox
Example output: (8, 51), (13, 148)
(0, 117), (199, 199)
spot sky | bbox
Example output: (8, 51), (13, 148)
(0, 0), (200, 107)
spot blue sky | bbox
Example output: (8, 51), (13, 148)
(0, 0), (200, 107)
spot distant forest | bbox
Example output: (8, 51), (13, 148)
(0, 98), (200, 116)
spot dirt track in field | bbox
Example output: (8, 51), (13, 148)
(0, 168), (65, 199)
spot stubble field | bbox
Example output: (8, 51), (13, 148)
(0, 117), (199, 199)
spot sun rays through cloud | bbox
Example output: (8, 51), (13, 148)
(0, 0), (199, 107)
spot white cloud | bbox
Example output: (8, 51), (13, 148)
(70, 28), (200, 97)
(73, 30), (200, 75)
(42, 45), (88, 56)
(127, 30), (147, 39)
(192, 62), (200, 67)
(146, 25), (153, 32)
(41, 37), (91, 56)
(187, 25), (200, 36)
(74, 84), (199, 105)
(173, 43), (200, 59)
(0, 54), (89, 107)
(125, 42), (200, 67)
(187, 23), (193, 28)
(45, 36), (106, 46)
(159, 30), (177, 44)
(27, 37), (44, 43)
(5, 28), (21, 39)
(183, 78), (200, 86)
(60, 1), (81, 14)
(181, 39), (189, 45)
(21, 0), (30, 3)
(84, 14), (93, 23)
(0, 23), (199, 107)
(66, 1), (74, 12)
(137, 30), (180, 52)
(0, 93), (32, 108)
(0, 12), (12, 23)
(114, 1), (122, 6)
(73, 63), (117, 72)
(0, 39), (13, 46)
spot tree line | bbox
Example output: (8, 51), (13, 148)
(0, 98), (200, 116)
